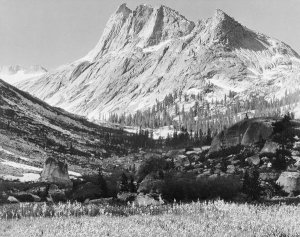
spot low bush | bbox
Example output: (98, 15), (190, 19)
(207, 145), (244, 160)
(136, 155), (167, 182)
(161, 172), (241, 202)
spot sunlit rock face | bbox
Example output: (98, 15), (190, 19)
(209, 118), (275, 153)
(16, 4), (300, 120)
(40, 158), (72, 187)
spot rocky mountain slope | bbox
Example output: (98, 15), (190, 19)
(0, 79), (134, 181)
(16, 4), (300, 121)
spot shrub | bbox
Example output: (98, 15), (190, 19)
(242, 168), (261, 200)
(161, 172), (241, 202)
(271, 149), (290, 171)
(259, 152), (275, 159)
(136, 155), (167, 182)
(208, 145), (244, 160)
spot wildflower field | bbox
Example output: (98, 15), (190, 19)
(0, 201), (300, 237)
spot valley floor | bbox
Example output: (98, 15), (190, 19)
(1, 201), (299, 237)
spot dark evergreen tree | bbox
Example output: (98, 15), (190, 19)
(119, 172), (129, 192)
(242, 168), (261, 200)
(98, 168), (108, 197)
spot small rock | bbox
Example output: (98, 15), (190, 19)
(259, 172), (280, 181)
(117, 192), (136, 202)
(87, 197), (114, 205)
(246, 155), (260, 166)
(227, 165), (235, 174)
(186, 151), (197, 155)
(231, 160), (240, 165)
(7, 196), (19, 203)
(214, 169), (221, 175)
(277, 172), (300, 194)
(134, 194), (163, 207)
(261, 157), (270, 163)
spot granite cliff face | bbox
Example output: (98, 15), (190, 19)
(15, 4), (300, 120)
(209, 118), (275, 153)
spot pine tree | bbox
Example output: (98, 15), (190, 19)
(98, 168), (108, 197)
(119, 172), (129, 192)
(242, 169), (261, 200)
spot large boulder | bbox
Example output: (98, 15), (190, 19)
(209, 118), (275, 153)
(40, 158), (72, 187)
(276, 172), (300, 194)
(260, 141), (279, 154)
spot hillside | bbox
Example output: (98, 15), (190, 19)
(0, 79), (137, 181)
(15, 4), (300, 122)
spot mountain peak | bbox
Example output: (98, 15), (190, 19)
(211, 9), (241, 29)
(213, 9), (231, 20)
(16, 4), (300, 120)
(205, 9), (248, 47)
(116, 3), (132, 15)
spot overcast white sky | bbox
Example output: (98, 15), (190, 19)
(0, 0), (299, 69)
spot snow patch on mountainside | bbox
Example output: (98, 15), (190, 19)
(15, 4), (300, 121)
(0, 65), (47, 85)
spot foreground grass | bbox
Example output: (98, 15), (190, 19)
(1, 201), (300, 236)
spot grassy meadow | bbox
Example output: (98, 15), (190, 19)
(1, 200), (300, 237)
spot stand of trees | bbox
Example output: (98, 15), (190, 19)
(108, 89), (300, 146)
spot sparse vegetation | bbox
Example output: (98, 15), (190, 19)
(1, 201), (300, 236)
(162, 173), (241, 202)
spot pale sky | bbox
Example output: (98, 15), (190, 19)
(0, 0), (300, 69)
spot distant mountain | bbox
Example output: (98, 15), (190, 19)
(16, 4), (300, 121)
(0, 65), (47, 84)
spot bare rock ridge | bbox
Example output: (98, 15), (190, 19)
(15, 4), (300, 120)
(87, 4), (195, 60)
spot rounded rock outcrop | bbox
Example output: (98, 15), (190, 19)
(209, 118), (275, 154)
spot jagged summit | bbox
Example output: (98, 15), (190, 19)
(213, 9), (233, 21)
(203, 8), (249, 47)
(115, 3), (132, 16)
(84, 3), (195, 61)
(15, 4), (300, 121)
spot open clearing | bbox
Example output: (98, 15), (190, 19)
(0, 200), (300, 237)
